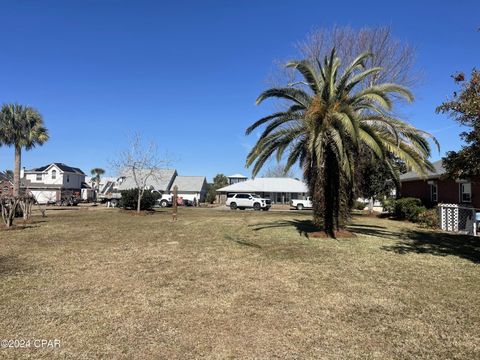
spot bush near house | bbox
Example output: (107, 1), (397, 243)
(418, 208), (440, 229)
(120, 189), (159, 210)
(393, 197), (427, 222)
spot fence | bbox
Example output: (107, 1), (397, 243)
(438, 203), (477, 236)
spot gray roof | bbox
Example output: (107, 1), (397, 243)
(399, 160), (445, 182)
(117, 168), (177, 192)
(217, 177), (308, 193)
(29, 163), (85, 175)
(171, 176), (207, 193)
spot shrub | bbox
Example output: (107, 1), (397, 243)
(353, 200), (366, 210)
(418, 208), (440, 229)
(120, 189), (158, 210)
(381, 198), (396, 214)
(394, 197), (426, 222)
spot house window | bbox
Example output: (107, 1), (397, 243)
(66, 174), (70, 183)
(52, 170), (57, 180)
(460, 182), (471, 203)
(36, 174), (42, 181)
(430, 183), (438, 202)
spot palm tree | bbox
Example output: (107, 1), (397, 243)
(90, 168), (105, 202)
(0, 104), (49, 196)
(246, 49), (437, 236)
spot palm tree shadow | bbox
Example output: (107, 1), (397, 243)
(382, 230), (480, 263)
(347, 223), (401, 239)
(224, 235), (262, 248)
(251, 220), (319, 238)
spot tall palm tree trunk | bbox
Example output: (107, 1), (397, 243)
(14, 145), (22, 197)
(323, 148), (339, 237)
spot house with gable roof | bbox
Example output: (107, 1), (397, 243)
(21, 163), (88, 204)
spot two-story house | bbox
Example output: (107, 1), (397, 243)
(22, 163), (87, 204)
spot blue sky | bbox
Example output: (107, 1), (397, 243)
(0, 0), (478, 181)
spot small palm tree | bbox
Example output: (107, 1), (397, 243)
(91, 168), (105, 202)
(0, 104), (49, 196)
(246, 49), (437, 236)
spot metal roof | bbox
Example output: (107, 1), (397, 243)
(117, 168), (177, 192)
(227, 173), (248, 178)
(171, 176), (207, 192)
(217, 177), (308, 193)
(399, 160), (445, 181)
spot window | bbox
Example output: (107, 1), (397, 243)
(460, 182), (471, 203)
(36, 174), (42, 181)
(430, 183), (438, 202)
(51, 170), (57, 180)
(66, 174), (70, 183)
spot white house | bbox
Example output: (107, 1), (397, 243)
(117, 169), (177, 193)
(170, 176), (208, 203)
(227, 173), (248, 185)
(116, 169), (207, 203)
(217, 177), (309, 204)
(21, 163), (87, 204)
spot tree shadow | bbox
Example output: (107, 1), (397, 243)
(224, 235), (262, 248)
(382, 230), (480, 263)
(251, 220), (320, 238)
(347, 224), (402, 239)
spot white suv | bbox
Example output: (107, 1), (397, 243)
(226, 193), (271, 211)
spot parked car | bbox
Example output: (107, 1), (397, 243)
(226, 193), (271, 211)
(290, 197), (313, 210)
(158, 194), (173, 208)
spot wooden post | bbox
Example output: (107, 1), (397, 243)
(172, 185), (178, 221)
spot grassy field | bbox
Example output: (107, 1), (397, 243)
(1, 206), (479, 359)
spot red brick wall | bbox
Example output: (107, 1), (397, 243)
(400, 180), (430, 203)
(401, 177), (480, 209)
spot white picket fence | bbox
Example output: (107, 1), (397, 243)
(438, 203), (477, 236)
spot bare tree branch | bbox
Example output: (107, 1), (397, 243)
(111, 133), (171, 212)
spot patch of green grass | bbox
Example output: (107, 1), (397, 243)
(0, 207), (479, 359)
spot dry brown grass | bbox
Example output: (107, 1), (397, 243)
(1, 206), (479, 359)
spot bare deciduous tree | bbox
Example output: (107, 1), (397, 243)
(267, 26), (419, 95)
(296, 26), (419, 88)
(262, 163), (295, 178)
(112, 133), (170, 213)
(18, 194), (35, 220)
(0, 196), (20, 228)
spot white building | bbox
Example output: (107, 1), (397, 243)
(227, 173), (248, 185)
(21, 163), (87, 204)
(117, 169), (208, 203)
(217, 177), (308, 204)
(170, 176), (208, 203)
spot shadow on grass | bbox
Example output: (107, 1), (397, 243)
(251, 220), (320, 238)
(382, 230), (480, 263)
(346, 222), (480, 263)
(347, 224), (401, 239)
(224, 235), (262, 248)
(251, 218), (480, 263)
